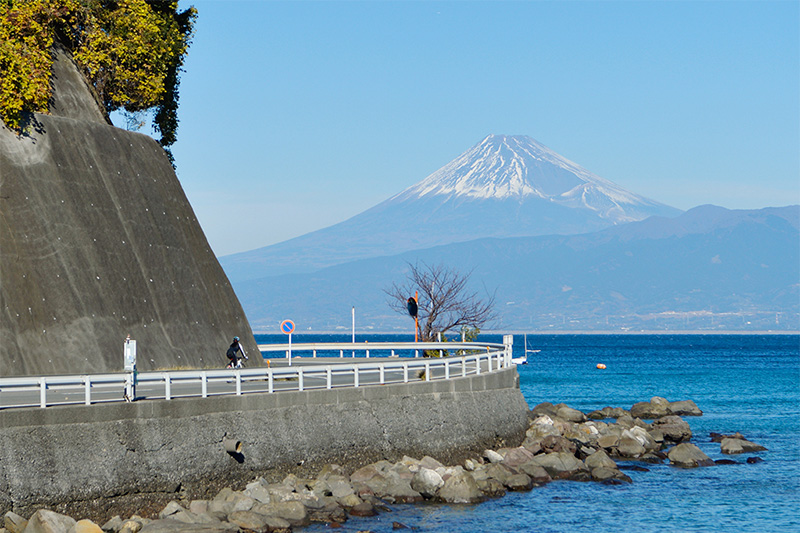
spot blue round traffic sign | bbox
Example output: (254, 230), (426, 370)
(280, 319), (295, 334)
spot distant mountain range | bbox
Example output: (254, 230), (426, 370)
(221, 135), (680, 281)
(233, 205), (799, 333)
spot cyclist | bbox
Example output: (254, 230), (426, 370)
(226, 336), (248, 369)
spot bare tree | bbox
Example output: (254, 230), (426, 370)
(385, 262), (497, 342)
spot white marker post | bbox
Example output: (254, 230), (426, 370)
(351, 306), (355, 357)
(123, 334), (137, 401)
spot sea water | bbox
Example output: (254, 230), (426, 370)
(255, 333), (800, 532)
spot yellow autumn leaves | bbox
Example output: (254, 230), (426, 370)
(0, 0), (195, 137)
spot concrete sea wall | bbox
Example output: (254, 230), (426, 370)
(0, 367), (528, 521)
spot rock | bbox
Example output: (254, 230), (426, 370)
(669, 400), (703, 416)
(504, 473), (534, 491)
(484, 449), (504, 464)
(260, 500), (309, 527)
(419, 456), (445, 470)
(381, 478), (423, 504)
(591, 467), (632, 483)
(479, 463), (516, 487)
(159, 502), (185, 520)
(530, 402), (559, 418)
(317, 464), (348, 480)
(527, 452), (587, 478)
(5, 512), (28, 533)
(616, 436), (646, 458)
(667, 443), (714, 467)
(597, 434), (620, 449)
(651, 415), (692, 443)
(710, 431), (746, 443)
(188, 502), (208, 516)
(584, 449), (617, 470)
(540, 435), (577, 454)
(348, 502), (378, 517)
(464, 458), (479, 471)
(588, 407), (628, 420)
(517, 462), (552, 484)
(639, 452), (665, 464)
(476, 477), (506, 498)
(227, 511), (268, 533)
(720, 437), (767, 454)
(68, 520), (104, 533)
(118, 520), (143, 533)
(138, 519), (237, 533)
(24, 510), (77, 533)
(746, 457), (764, 464)
(630, 397), (670, 419)
(307, 502), (347, 523)
(350, 464), (382, 484)
(437, 470), (484, 504)
(392, 523), (409, 530)
(501, 447), (535, 468)
(715, 459), (738, 465)
(556, 406), (586, 423)
(410, 467), (444, 498)
(245, 481), (272, 504)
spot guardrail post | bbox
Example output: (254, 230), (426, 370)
(340, 349), (343, 358)
(366, 350), (370, 358)
(403, 362), (409, 383)
(84, 376), (91, 405)
(391, 350), (395, 357)
(445, 360), (450, 380)
(503, 334), (513, 367)
(326, 367), (332, 389)
(164, 373), (171, 400)
(476, 355), (481, 375)
(313, 349), (317, 358)
(354, 366), (359, 388)
(425, 361), (431, 381)
(201, 372), (208, 398)
(379, 365), (385, 384)
(39, 377), (46, 408)
(235, 371), (242, 396)
(268, 369), (274, 393)
(462, 357), (467, 377)
(298, 369), (304, 391)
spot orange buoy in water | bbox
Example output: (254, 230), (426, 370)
(596, 363), (607, 370)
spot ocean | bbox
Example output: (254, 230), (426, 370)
(255, 333), (800, 533)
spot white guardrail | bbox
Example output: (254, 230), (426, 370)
(0, 339), (514, 410)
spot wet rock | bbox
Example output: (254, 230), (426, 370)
(556, 405), (586, 423)
(517, 462), (552, 485)
(392, 522), (409, 529)
(530, 402), (559, 418)
(307, 502), (347, 523)
(475, 477), (506, 498)
(710, 431), (745, 443)
(587, 407), (629, 420)
(715, 459), (739, 465)
(591, 467), (632, 483)
(348, 502), (378, 517)
(720, 437), (767, 454)
(616, 435), (646, 458)
(667, 443), (714, 467)
(746, 457), (764, 464)
(504, 473), (534, 491)
(630, 397), (671, 419)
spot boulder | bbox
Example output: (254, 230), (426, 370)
(597, 434), (620, 449)
(138, 520), (237, 533)
(517, 462), (552, 485)
(710, 431), (746, 443)
(476, 477), (506, 498)
(484, 449), (504, 464)
(630, 397), (671, 419)
(590, 467), (632, 483)
(348, 501), (378, 517)
(410, 467), (444, 498)
(501, 447), (535, 468)
(244, 481), (272, 504)
(259, 501), (309, 527)
(504, 473), (534, 491)
(556, 405), (586, 423)
(5, 512), (28, 533)
(667, 443), (714, 468)
(24, 510), (76, 533)
(746, 457), (764, 464)
(616, 436), (646, 458)
(720, 437), (767, 454)
(530, 402), (559, 418)
(651, 415), (692, 443)
(527, 452), (587, 478)
(668, 400), (703, 416)
(307, 502), (346, 524)
(68, 520), (104, 533)
(584, 449), (617, 470)
(436, 470), (484, 504)
(540, 435), (577, 454)
(158, 502), (186, 520)
(227, 511), (268, 533)
(587, 407), (628, 420)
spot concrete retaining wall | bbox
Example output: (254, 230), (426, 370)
(0, 367), (528, 521)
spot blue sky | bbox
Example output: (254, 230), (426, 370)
(152, 1), (799, 256)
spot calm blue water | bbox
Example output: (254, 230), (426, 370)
(256, 334), (800, 533)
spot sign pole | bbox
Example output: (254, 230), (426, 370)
(280, 319), (296, 366)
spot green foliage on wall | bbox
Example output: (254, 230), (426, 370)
(0, 0), (196, 161)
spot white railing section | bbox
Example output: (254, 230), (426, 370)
(0, 339), (513, 410)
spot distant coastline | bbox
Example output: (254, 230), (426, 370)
(252, 330), (800, 336)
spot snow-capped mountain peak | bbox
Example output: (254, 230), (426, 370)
(390, 134), (669, 223)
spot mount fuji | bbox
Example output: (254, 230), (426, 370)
(221, 135), (681, 281)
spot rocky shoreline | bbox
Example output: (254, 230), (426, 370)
(3, 397), (767, 533)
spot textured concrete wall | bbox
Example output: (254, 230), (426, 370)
(0, 47), (259, 375)
(0, 368), (528, 521)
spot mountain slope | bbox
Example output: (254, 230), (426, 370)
(221, 135), (681, 281)
(234, 206), (799, 333)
